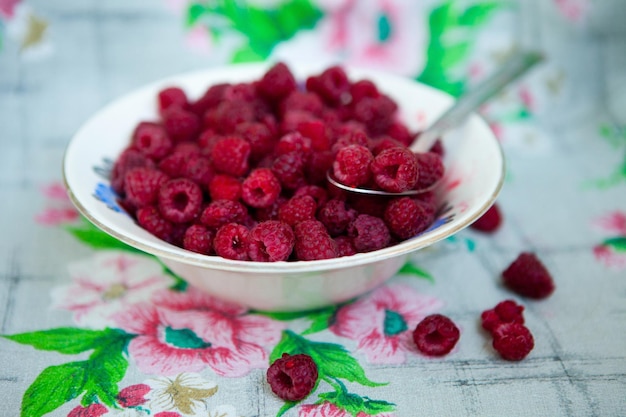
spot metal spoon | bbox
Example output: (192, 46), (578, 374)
(327, 50), (544, 196)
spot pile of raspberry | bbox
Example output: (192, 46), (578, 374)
(111, 62), (444, 262)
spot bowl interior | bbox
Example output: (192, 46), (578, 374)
(63, 63), (504, 273)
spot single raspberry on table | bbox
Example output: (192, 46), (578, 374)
(242, 168), (281, 208)
(481, 299), (525, 333)
(332, 144), (373, 188)
(266, 353), (318, 402)
(470, 203), (503, 233)
(257, 62), (297, 102)
(131, 122), (173, 161)
(414, 151), (444, 190)
(318, 199), (358, 236)
(247, 220), (295, 262)
(208, 174), (242, 201)
(124, 167), (169, 209)
(492, 323), (534, 361)
(210, 136), (251, 177)
(294, 220), (337, 261)
(348, 214), (390, 253)
(278, 195), (317, 228)
(412, 314), (460, 357)
(384, 197), (431, 240)
(200, 199), (248, 229)
(110, 148), (155, 195)
(157, 178), (203, 223)
(157, 87), (188, 115)
(370, 147), (419, 193)
(136, 206), (174, 242)
(502, 252), (555, 299)
(213, 223), (250, 261)
(162, 106), (200, 143)
(183, 224), (215, 255)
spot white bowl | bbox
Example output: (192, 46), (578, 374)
(63, 63), (504, 312)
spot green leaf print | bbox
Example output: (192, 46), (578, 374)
(22, 362), (87, 417)
(398, 261), (434, 282)
(3, 327), (127, 355)
(604, 237), (626, 252)
(64, 219), (141, 253)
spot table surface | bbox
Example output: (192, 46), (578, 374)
(1, 1), (625, 416)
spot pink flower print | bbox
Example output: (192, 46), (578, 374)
(112, 287), (285, 377)
(117, 383), (151, 408)
(68, 404), (108, 417)
(41, 182), (70, 200)
(299, 401), (395, 417)
(330, 283), (443, 363)
(184, 25), (212, 55)
(593, 244), (626, 270)
(593, 211), (626, 235)
(35, 207), (80, 225)
(554, 0), (590, 22)
(0, 0), (20, 18)
(51, 251), (175, 328)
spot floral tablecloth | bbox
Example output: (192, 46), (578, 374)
(1, 1), (625, 416)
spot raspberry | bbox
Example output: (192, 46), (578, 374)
(369, 136), (404, 155)
(348, 214), (390, 253)
(208, 174), (242, 201)
(162, 106), (200, 143)
(132, 122), (173, 161)
(412, 314), (460, 356)
(247, 220), (295, 262)
(305, 150), (335, 185)
(414, 152), (444, 190)
(124, 168), (169, 209)
(384, 197), (431, 240)
(416, 191), (437, 219)
(318, 199), (358, 236)
(110, 148), (155, 195)
(236, 122), (275, 161)
(306, 65), (351, 106)
(136, 206), (174, 242)
(200, 200), (248, 229)
(470, 203), (502, 233)
(481, 300), (525, 333)
(258, 62), (297, 102)
(294, 220), (337, 261)
(271, 151), (307, 190)
(189, 83), (229, 117)
(502, 252), (555, 299)
(254, 196), (287, 222)
(266, 353), (318, 402)
(279, 110), (318, 136)
(331, 130), (369, 155)
(492, 323), (534, 361)
(280, 91), (324, 117)
(183, 224), (214, 254)
(348, 195), (387, 218)
(242, 168), (281, 208)
(296, 120), (330, 152)
(158, 87), (188, 115)
(180, 154), (214, 187)
(352, 94), (397, 136)
(293, 185), (328, 208)
(213, 223), (250, 261)
(205, 100), (255, 134)
(386, 121), (414, 146)
(211, 136), (251, 177)
(334, 235), (356, 257)
(349, 79), (379, 103)
(332, 145), (373, 187)
(275, 132), (312, 157)
(278, 195), (317, 227)
(158, 178), (203, 223)
(370, 147), (418, 193)
(429, 139), (445, 156)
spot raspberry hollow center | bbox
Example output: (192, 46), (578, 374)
(277, 371), (293, 389)
(173, 192), (189, 211)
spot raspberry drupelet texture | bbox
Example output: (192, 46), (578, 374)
(332, 144), (373, 187)
(247, 220), (295, 262)
(306, 65), (351, 106)
(278, 195), (317, 228)
(158, 86), (188, 114)
(124, 167), (169, 209)
(318, 199), (358, 236)
(211, 136), (251, 177)
(412, 314), (460, 356)
(266, 353), (318, 402)
(242, 168), (281, 208)
(481, 299), (525, 333)
(213, 223), (250, 261)
(271, 151), (307, 190)
(370, 147), (419, 193)
(200, 199), (248, 229)
(111, 148), (155, 195)
(132, 122), (173, 161)
(183, 224), (215, 255)
(492, 323), (534, 361)
(257, 62), (297, 102)
(208, 174), (242, 201)
(162, 106), (200, 143)
(136, 206), (174, 242)
(470, 203), (503, 233)
(348, 214), (391, 253)
(384, 197), (431, 240)
(294, 220), (337, 261)
(414, 151), (444, 190)
(502, 252), (555, 299)
(157, 178), (203, 223)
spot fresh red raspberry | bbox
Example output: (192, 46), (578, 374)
(247, 220), (295, 262)
(204, 100), (256, 134)
(492, 323), (534, 361)
(416, 191), (437, 219)
(294, 220), (337, 261)
(213, 223), (250, 261)
(414, 152), (444, 190)
(136, 205), (174, 242)
(280, 91), (324, 117)
(470, 203), (503, 233)
(258, 62), (297, 102)
(131, 122), (173, 161)
(242, 168), (281, 208)
(296, 119), (330, 151)
(502, 252), (555, 299)
(349, 79), (379, 103)
(293, 185), (329, 208)
(481, 300), (525, 333)
(352, 94), (397, 136)
(278, 195), (317, 227)
(331, 130), (369, 155)
(183, 224), (215, 255)
(306, 65), (351, 106)
(384, 197), (431, 240)
(189, 83), (230, 117)
(334, 235), (356, 257)
(162, 106), (200, 143)
(200, 200), (248, 229)
(429, 139), (445, 156)
(208, 174), (242, 201)
(124, 168), (169, 209)
(271, 151), (307, 190)
(111, 148), (155, 195)
(253, 196), (287, 222)
(348, 214), (390, 253)
(211, 136), (251, 177)
(158, 87), (188, 115)
(332, 145), (373, 188)
(369, 136), (404, 155)
(197, 129), (223, 155)
(412, 314), (460, 356)
(305, 150), (335, 186)
(370, 147), (418, 193)
(279, 110), (317, 136)
(266, 353), (318, 402)
(318, 199), (358, 236)
(235, 122), (275, 161)
(348, 195), (387, 218)
(157, 178), (203, 223)
(179, 154), (214, 188)
(275, 132), (312, 156)
(386, 121), (414, 146)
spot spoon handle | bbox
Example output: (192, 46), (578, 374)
(411, 50), (544, 153)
